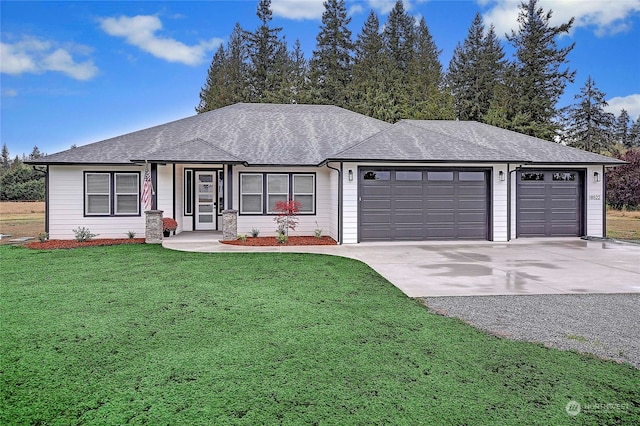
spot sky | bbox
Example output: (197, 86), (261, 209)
(1, 0), (640, 157)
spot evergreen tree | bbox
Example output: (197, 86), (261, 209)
(561, 76), (614, 153)
(196, 23), (249, 113)
(309, 0), (353, 107)
(349, 10), (398, 121)
(506, 0), (576, 140)
(406, 17), (453, 120)
(288, 39), (310, 104)
(614, 109), (631, 147)
(245, 0), (283, 102)
(629, 116), (640, 148)
(1, 144), (9, 172)
(383, 0), (416, 71)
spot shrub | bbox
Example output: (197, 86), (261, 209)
(127, 230), (136, 239)
(251, 228), (260, 237)
(238, 234), (247, 243)
(607, 149), (640, 209)
(276, 231), (288, 244)
(273, 200), (301, 236)
(314, 221), (323, 238)
(37, 232), (48, 242)
(72, 227), (98, 242)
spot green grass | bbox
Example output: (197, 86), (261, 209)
(1, 245), (638, 425)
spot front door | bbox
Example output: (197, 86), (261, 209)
(195, 172), (217, 230)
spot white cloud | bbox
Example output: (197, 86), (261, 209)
(271, 0), (326, 20)
(0, 37), (97, 80)
(481, 0), (640, 38)
(98, 15), (222, 65)
(605, 94), (640, 119)
(2, 89), (18, 97)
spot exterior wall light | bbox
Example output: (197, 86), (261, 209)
(499, 170), (505, 181)
(593, 171), (600, 183)
(348, 169), (354, 181)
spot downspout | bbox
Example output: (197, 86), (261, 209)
(172, 163), (176, 220)
(326, 162), (342, 245)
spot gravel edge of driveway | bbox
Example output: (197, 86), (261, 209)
(421, 293), (640, 369)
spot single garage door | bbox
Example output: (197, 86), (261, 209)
(359, 169), (489, 241)
(517, 170), (583, 237)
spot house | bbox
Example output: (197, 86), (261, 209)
(28, 103), (623, 243)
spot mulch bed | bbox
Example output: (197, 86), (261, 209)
(25, 238), (145, 250)
(221, 236), (337, 246)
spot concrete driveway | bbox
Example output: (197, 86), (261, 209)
(164, 235), (640, 297)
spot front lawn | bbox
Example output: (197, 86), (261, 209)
(1, 245), (638, 424)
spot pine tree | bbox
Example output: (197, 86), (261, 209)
(383, 0), (416, 71)
(349, 10), (397, 121)
(29, 146), (42, 160)
(629, 116), (640, 148)
(196, 23), (248, 113)
(1, 144), (10, 172)
(614, 109), (631, 147)
(309, 0), (353, 107)
(506, 0), (576, 140)
(288, 39), (310, 104)
(561, 76), (614, 153)
(406, 17), (452, 120)
(245, 0), (283, 102)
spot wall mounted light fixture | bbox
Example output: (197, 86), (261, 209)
(593, 171), (600, 183)
(499, 170), (505, 182)
(348, 169), (353, 181)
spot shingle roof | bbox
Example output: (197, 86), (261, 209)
(31, 103), (391, 166)
(405, 120), (624, 165)
(331, 121), (526, 162)
(30, 104), (623, 166)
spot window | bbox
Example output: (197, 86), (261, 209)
(239, 172), (316, 215)
(521, 173), (544, 181)
(85, 172), (140, 216)
(86, 173), (110, 215)
(553, 172), (576, 181)
(428, 171), (454, 181)
(363, 171), (390, 180)
(395, 171), (422, 181)
(184, 170), (193, 215)
(240, 174), (263, 214)
(459, 171), (485, 181)
(293, 174), (315, 213)
(267, 174), (289, 213)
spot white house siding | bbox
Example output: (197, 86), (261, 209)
(232, 166), (334, 238)
(586, 165), (604, 238)
(510, 165), (604, 239)
(156, 164), (174, 224)
(492, 165), (509, 242)
(47, 165), (145, 240)
(342, 162), (507, 244)
(326, 164), (340, 241)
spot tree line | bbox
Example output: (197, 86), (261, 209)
(0, 145), (46, 201)
(197, 0), (640, 154)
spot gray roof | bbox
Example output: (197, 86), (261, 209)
(331, 121), (527, 162)
(32, 103), (391, 166)
(30, 103), (623, 166)
(405, 120), (624, 165)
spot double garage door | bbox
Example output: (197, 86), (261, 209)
(359, 168), (584, 241)
(517, 170), (583, 237)
(359, 169), (489, 241)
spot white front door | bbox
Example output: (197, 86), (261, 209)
(195, 172), (217, 230)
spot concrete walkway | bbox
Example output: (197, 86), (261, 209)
(163, 233), (640, 297)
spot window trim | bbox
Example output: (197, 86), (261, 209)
(83, 171), (141, 217)
(114, 173), (140, 215)
(240, 173), (264, 214)
(292, 174), (316, 214)
(239, 172), (316, 216)
(266, 174), (290, 214)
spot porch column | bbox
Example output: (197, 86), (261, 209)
(222, 209), (238, 241)
(145, 210), (164, 244)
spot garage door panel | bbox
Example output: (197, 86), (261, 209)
(517, 170), (582, 237)
(361, 185), (391, 196)
(360, 169), (489, 241)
